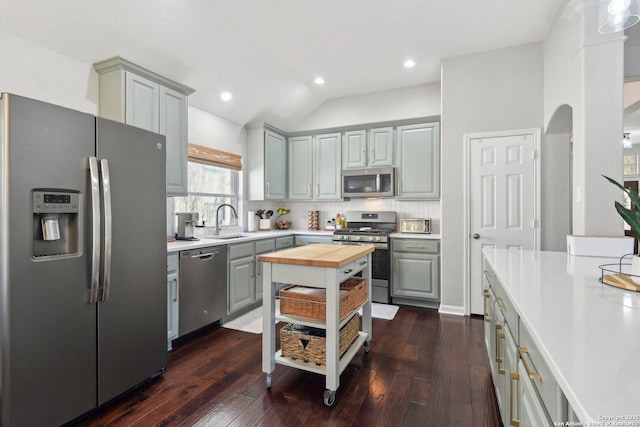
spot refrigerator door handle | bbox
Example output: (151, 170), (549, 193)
(89, 157), (101, 303)
(100, 159), (113, 301)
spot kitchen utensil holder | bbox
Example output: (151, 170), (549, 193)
(259, 219), (270, 231)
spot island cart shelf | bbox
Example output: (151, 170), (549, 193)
(259, 243), (374, 406)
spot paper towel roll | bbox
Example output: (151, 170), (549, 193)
(247, 211), (256, 232)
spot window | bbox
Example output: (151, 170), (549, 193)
(624, 154), (638, 176)
(174, 145), (241, 228)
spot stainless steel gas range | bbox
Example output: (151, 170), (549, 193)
(332, 211), (396, 304)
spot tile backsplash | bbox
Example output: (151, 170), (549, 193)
(246, 199), (441, 234)
(168, 197), (441, 237)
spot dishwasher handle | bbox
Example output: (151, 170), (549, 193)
(190, 250), (222, 259)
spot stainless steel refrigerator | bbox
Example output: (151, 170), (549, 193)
(0, 93), (168, 426)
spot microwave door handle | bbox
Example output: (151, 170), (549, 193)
(376, 174), (381, 192)
(88, 157), (101, 304)
(100, 159), (113, 301)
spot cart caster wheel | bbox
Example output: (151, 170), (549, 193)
(323, 389), (336, 406)
(364, 341), (370, 353)
(266, 375), (272, 389)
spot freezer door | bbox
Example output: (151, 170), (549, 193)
(95, 117), (168, 404)
(1, 94), (97, 426)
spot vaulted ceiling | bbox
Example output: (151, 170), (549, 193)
(0, 0), (565, 129)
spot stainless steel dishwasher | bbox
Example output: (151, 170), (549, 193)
(179, 246), (228, 336)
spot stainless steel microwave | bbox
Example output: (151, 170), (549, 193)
(343, 167), (395, 198)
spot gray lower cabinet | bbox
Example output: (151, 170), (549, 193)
(391, 238), (440, 306)
(294, 234), (333, 246)
(396, 122), (440, 200)
(228, 238), (281, 314)
(167, 253), (179, 350)
(228, 242), (257, 314)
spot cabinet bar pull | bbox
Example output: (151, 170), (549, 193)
(495, 324), (502, 364)
(517, 347), (542, 381)
(173, 278), (178, 302)
(510, 372), (520, 427)
(362, 150), (366, 165)
(251, 259), (255, 278)
(344, 268), (353, 274)
(497, 332), (505, 374)
(496, 296), (507, 312)
(359, 261), (367, 266)
(405, 245), (425, 249)
(316, 184), (320, 198)
(483, 289), (491, 322)
(309, 184), (312, 198)
(266, 182), (270, 198)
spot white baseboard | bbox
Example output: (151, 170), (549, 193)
(438, 304), (465, 316)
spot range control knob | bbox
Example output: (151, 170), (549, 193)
(368, 236), (374, 241)
(355, 236), (362, 241)
(375, 236), (382, 242)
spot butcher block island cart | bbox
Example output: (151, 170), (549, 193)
(259, 243), (374, 406)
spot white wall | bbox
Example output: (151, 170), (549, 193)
(290, 83), (441, 131)
(188, 106), (245, 155)
(440, 43), (544, 313)
(0, 28), (98, 114)
(544, 2), (625, 237)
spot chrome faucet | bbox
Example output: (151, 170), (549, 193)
(214, 204), (238, 235)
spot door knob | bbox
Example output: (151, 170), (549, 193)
(473, 233), (480, 239)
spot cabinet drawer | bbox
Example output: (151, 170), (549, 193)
(339, 261), (357, 281)
(493, 277), (518, 341)
(167, 253), (179, 273)
(295, 235), (332, 246)
(229, 242), (254, 259)
(519, 323), (562, 423)
(255, 238), (275, 254)
(392, 239), (439, 253)
(275, 235), (294, 250)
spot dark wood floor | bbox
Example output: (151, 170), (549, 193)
(73, 306), (502, 427)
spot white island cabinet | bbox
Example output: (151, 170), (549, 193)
(482, 249), (640, 425)
(260, 244), (373, 406)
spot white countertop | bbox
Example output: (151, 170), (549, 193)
(483, 249), (640, 423)
(167, 229), (333, 253)
(390, 232), (441, 239)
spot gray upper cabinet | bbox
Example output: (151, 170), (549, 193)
(93, 57), (194, 196)
(288, 132), (341, 201)
(314, 132), (342, 200)
(288, 135), (313, 200)
(247, 124), (287, 201)
(396, 122), (440, 200)
(343, 127), (393, 169)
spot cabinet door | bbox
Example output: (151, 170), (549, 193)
(125, 72), (160, 132)
(288, 136), (313, 200)
(391, 253), (440, 300)
(228, 256), (255, 313)
(167, 255), (179, 350)
(264, 130), (287, 200)
(160, 86), (188, 196)
(343, 130), (367, 169)
(518, 362), (553, 427)
(314, 132), (342, 200)
(396, 123), (440, 199)
(369, 127), (394, 167)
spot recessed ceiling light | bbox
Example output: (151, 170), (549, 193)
(314, 77), (325, 85)
(220, 91), (233, 102)
(403, 59), (416, 68)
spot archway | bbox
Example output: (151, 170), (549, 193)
(543, 104), (573, 251)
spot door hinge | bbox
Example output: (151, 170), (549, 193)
(532, 149), (538, 159)
(532, 219), (538, 228)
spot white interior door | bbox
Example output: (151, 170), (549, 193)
(468, 130), (539, 315)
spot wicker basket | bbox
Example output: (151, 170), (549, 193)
(279, 278), (367, 321)
(280, 314), (360, 366)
